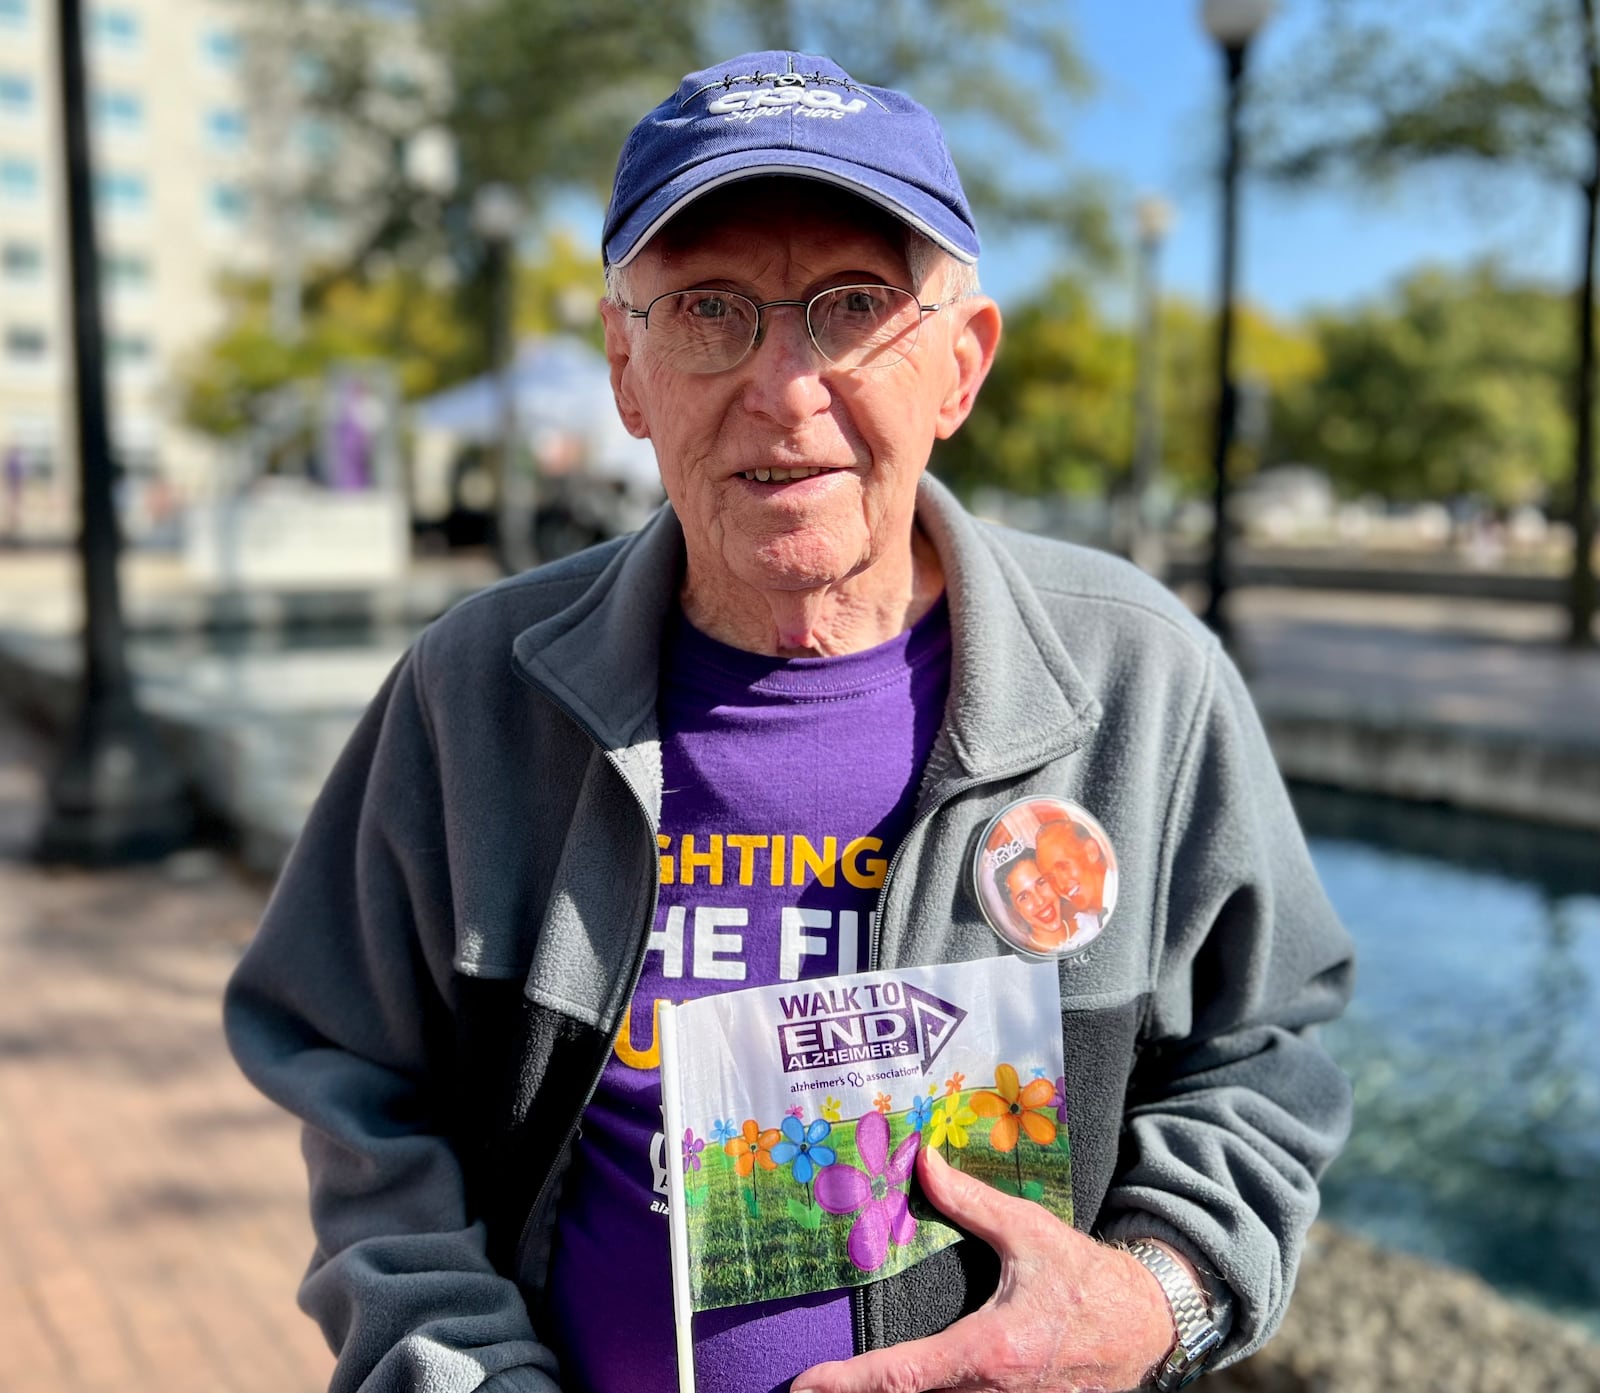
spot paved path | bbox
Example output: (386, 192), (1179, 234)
(0, 721), (332, 1393)
(1227, 587), (1600, 749)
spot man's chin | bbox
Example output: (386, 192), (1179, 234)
(727, 534), (872, 596)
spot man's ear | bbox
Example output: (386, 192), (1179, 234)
(600, 298), (651, 440)
(935, 297), (1002, 440)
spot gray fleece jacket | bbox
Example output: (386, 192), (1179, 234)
(224, 474), (1354, 1393)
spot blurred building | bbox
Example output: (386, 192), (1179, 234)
(0, 0), (416, 544)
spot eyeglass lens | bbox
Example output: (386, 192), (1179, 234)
(645, 285), (925, 374)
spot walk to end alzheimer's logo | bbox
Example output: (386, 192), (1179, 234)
(775, 979), (967, 1075)
(662, 958), (1074, 1311)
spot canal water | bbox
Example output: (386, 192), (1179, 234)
(1292, 785), (1600, 1333)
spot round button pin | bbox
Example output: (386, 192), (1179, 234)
(972, 797), (1119, 959)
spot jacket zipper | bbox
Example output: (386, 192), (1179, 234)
(849, 754), (1079, 1353)
(512, 725), (662, 1278)
(863, 773), (991, 973)
(849, 771), (988, 1354)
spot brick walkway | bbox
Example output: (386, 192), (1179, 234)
(0, 721), (333, 1393)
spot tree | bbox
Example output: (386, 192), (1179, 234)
(1157, 298), (1323, 498)
(240, 0), (704, 328)
(934, 275), (1134, 501)
(1252, 0), (1600, 642)
(1271, 265), (1571, 509)
(177, 232), (605, 440)
(933, 274), (1320, 506)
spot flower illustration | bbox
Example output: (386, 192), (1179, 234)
(682, 1128), (706, 1173)
(972, 1063), (1058, 1152)
(907, 1094), (935, 1132)
(710, 1117), (738, 1145)
(815, 1109), (920, 1272)
(1053, 1075), (1069, 1126)
(927, 1093), (977, 1153)
(821, 1096), (842, 1122)
(1030, 1066), (1049, 1080)
(943, 1071), (966, 1096)
(873, 1092), (893, 1115)
(786, 1104), (804, 1121)
(771, 1115), (836, 1185)
(723, 1118), (781, 1177)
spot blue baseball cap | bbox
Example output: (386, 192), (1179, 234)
(602, 51), (980, 269)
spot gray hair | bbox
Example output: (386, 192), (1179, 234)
(603, 227), (979, 308)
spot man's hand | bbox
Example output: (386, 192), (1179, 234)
(792, 1146), (1177, 1393)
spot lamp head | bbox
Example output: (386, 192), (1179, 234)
(471, 182), (523, 242)
(1201, 0), (1277, 49)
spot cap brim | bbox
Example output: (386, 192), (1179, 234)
(605, 149), (980, 269)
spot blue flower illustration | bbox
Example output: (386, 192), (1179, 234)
(907, 1094), (935, 1132)
(771, 1114), (836, 1185)
(710, 1117), (738, 1144)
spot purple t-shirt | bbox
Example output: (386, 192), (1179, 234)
(545, 600), (952, 1392)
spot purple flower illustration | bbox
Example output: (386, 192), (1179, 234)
(682, 1128), (705, 1173)
(815, 1111), (920, 1272)
(1053, 1075), (1068, 1126)
(771, 1115), (836, 1185)
(786, 1104), (804, 1120)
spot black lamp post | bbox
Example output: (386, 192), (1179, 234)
(37, 0), (191, 862)
(1200, 0), (1275, 645)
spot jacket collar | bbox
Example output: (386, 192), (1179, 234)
(510, 472), (1100, 810)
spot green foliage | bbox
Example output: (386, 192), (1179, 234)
(934, 277), (1320, 503)
(1271, 265), (1572, 506)
(1157, 298), (1325, 496)
(422, 0), (703, 195)
(511, 230), (606, 346)
(177, 233), (605, 439)
(934, 276), (1134, 500)
(176, 270), (475, 439)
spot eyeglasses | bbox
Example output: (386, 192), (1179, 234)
(624, 283), (961, 375)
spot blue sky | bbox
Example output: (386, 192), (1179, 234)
(976, 1), (1578, 319)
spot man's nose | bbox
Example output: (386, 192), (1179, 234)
(741, 303), (831, 424)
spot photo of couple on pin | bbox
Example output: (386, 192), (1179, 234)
(976, 798), (1118, 958)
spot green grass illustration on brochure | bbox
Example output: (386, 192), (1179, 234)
(659, 958), (1072, 1311)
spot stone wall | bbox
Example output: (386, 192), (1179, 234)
(1209, 1224), (1600, 1393)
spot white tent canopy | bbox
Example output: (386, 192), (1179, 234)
(411, 335), (659, 488)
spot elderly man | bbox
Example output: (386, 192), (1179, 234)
(225, 50), (1352, 1393)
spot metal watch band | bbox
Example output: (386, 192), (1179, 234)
(1125, 1239), (1224, 1391)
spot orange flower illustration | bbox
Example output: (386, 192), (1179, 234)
(724, 1118), (782, 1177)
(873, 1092), (893, 1115)
(943, 1071), (966, 1097)
(971, 1063), (1058, 1153)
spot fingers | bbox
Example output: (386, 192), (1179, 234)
(793, 1324), (979, 1393)
(915, 1144), (1033, 1250)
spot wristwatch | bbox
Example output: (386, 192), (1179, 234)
(1125, 1239), (1224, 1391)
